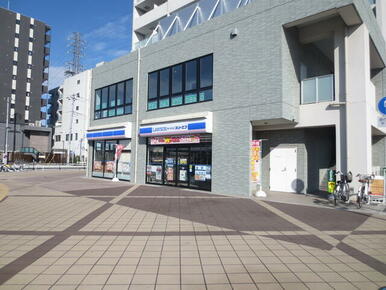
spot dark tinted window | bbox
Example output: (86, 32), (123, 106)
(200, 55), (213, 88)
(159, 68), (170, 97)
(147, 54), (213, 111)
(109, 85), (116, 108)
(125, 80), (133, 104)
(94, 79), (133, 119)
(101, 87), (108, 109)
(172, 65), (182, 94)
(95, 89), (101, 109)
(117, 82), (124, 106)
(148, 72), (158, 99)
(185, 60), (197, 91)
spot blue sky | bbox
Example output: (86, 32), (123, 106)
(0, 0), (133, 88)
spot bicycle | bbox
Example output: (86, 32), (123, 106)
(333, 171), (353, 206)
(356, 173), (375, 209)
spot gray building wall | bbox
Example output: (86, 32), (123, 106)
(88, 0), (386, 196)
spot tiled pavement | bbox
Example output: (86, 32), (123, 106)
(0, 171), (385, 289)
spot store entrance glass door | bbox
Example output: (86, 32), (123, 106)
(177, 148), (189, 187)
(164, 147), (176, 185)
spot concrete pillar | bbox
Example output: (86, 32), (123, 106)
(334, 24), (347, 173)
(345, 24), (373, 181)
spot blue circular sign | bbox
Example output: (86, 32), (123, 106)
(378, 97), (386, 115)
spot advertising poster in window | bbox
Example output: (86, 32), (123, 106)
(105, 161), (115, 173)
(117, 152), (131, 180)
(194, 165), (211, 181)
(93, 161), (103, 172)
(179, 170), (187, 181)
(147, 165), (163, 181)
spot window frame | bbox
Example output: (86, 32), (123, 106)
(147, 54), (213, 111)
(94, 78), (133, 120)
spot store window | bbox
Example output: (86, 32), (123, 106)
(146, 136), (212, 190)
(94, 79), (133, 119)
(92, 139), (131, 181)
(147, 54), (213, 111)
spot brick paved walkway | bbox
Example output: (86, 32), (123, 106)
(0, 170), (385, 289)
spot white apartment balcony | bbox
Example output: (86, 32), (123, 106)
(134, 0), (197, 33)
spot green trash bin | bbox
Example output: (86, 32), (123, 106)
(327, 169), (336, 193)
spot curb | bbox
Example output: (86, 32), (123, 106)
(0, 184), (8, 202)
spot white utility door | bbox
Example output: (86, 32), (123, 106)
(269, 147), (297, 192)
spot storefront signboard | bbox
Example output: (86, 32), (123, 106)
(150, 135), (200, 145)
(139, 120), (209, 136)
(378, 97), (386, 115)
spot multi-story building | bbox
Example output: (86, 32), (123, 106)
(0, 7), (51, 162)
(52, 70), (92, 162)
(42, 87), (60, 128)
(86, 0), (386, 197)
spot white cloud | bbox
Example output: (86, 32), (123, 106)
(85, 15), (130, 41)
(48, 66), (66, 89)
(93, 42), (107, 51)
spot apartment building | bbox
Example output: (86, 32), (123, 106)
(0, 7), (51, 162)
(87, 0), (386, 197)
(52, 70), (92, 162)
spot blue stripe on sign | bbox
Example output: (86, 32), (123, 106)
(139, 127), (152, 134)
(87, 129), (126, 139)
(188, 122), (206, 130)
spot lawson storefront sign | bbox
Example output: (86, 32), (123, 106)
(139, 119), (210, 137)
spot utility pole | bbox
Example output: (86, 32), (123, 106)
(3, 96), (10, 164)
(66, 94), (80, 164)
(65, 32), (85, 77)
(12, 113), (17, 162)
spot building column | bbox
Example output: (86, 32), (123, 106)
(345, 24), (372, 181)
(334, 23), (347, 173)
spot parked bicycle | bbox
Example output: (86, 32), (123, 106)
(333, 171), (353, 206)
(356, 173), (375, 209)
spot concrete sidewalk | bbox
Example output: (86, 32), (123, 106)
(0, 170), (384, 289)
(262, 190), (386, 216)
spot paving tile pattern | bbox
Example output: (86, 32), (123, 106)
(0, 170), (385, 289)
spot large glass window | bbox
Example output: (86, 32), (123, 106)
(147, 54), (213, 111)
(172, 64), (182, 94)
(200, 55), (213, 88)
(148, 72), (158, 99)
(159, 68), (170, 97)
(95, 89), (101, 110)
(146, 141), (212, 191)
(92, 139), (131, 180)
(185, 60), (197, 91)
(94, 79), (133, 119)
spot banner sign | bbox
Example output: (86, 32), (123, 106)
(251, 140), (262, 184)
(150, 135), (200, 145)
(139, 120), (208, 136)
(115, 144), (125, 160)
